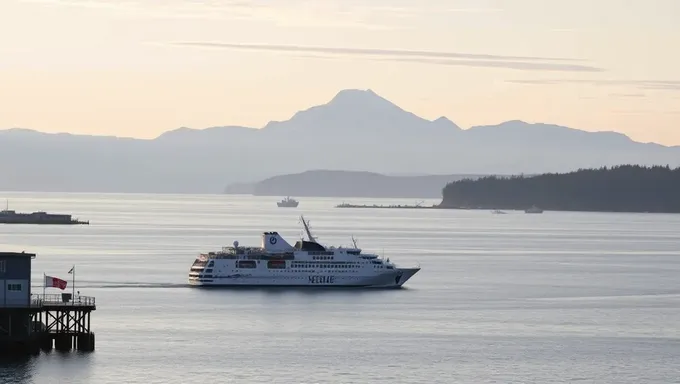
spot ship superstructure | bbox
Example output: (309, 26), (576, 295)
(188, 216), (420, 288)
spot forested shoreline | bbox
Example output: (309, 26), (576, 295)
(440, 165), (680, 213)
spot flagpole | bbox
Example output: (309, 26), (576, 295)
(43, 272), (45, 297)
(72, 264), (75, 300)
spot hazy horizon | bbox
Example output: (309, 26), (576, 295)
(2, 0), (679, 145)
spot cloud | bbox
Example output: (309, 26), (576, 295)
(384, 57), (602, 72)
(16, 0), (395, 29)
(171, 42), (602, 72)
(508, 79), (680, 91)
(16, 0), (498, 30)
(613, 109), (680, 115)
(173, 42), (583, 62)
(609, 93), (646, 98)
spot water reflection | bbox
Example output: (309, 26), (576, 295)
(0, 352), (95, 384)
(0, 356), (35, 384)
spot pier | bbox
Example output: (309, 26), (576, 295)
(32, 293), (97, 352)
(0, 252), (96, 356)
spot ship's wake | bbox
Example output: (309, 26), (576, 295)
(59, 281), (191, 289)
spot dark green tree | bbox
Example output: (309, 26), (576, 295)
(440, 165), (680, 213)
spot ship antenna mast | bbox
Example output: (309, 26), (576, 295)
(300, 215), (315, 242)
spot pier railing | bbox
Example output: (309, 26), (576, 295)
(31, 294), (96, 308)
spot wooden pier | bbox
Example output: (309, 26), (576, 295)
(0, 293), (96, 355)
(33, 294), (97, 352)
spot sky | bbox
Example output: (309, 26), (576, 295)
(1, 0), (679, 145)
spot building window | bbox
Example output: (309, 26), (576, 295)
(7, 283), (22, 291)
(0, 260), (5, 273)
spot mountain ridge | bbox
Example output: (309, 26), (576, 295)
(1, 88), (679, 194)
(5, 88), (659, 145)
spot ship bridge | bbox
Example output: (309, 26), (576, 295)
(294, 240), (326, 252)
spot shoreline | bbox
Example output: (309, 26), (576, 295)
(334, 204), (679, 214)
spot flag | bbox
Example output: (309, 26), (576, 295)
(68, 266), (74, 274)
(45, 275), (68, 290)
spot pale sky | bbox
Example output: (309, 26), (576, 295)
(1, 0), (679, 144)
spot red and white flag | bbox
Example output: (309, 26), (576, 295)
(45, 275), (68, 290)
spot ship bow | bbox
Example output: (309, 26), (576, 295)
(394, 267), (420, 287)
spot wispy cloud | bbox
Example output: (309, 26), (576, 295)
(613, 109), (680, 115)
(173, 42), (584, 62)
(508, 79), (680, 91)
(14, 0), (390, 29)
(171, 42), (603, 73)
(609, 93), (646, 98)
(384, 57), (602, 72)
(16, 0), (498, 30)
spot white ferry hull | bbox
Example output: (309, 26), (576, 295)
(187, 216), (421, 289)
(189, 267), (420, 288)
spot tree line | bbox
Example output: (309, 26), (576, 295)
(440, 165), (680, 213)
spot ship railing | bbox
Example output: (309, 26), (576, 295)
(30, 294), (96, 307)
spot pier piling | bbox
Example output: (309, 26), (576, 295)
(36, 294), (97, 353)
(0, 294), (97, 356)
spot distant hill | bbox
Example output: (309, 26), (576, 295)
(224, 170), (488, 198)
(2, 89), (680, 193)
(440, 165), (680, 213)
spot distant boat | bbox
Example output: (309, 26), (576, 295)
(525, 206), (544, 214)
(0, 200), (89, 225)
(277, 197), (299, 208)
(491, 210), (507, 214)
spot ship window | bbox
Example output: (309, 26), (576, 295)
(0, 260), (5, 273)
(267, 260), (286, 269)
(7, 283), (22, 291)
(236, 260), (257, 268)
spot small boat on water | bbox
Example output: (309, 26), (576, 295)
(525, 206), (544, 214)
(277, 197), (299, 208)
(492, 210), (507, 214)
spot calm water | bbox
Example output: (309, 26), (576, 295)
(1, 192), (680, 384)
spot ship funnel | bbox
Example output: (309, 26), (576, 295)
(262, 231), (294, 252)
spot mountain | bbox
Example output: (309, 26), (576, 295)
(224, 170), (489, 198)
(1, 89), (679, 193)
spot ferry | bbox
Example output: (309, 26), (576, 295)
(188, 216), (420, 288)
(0, 200), (89, 225)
